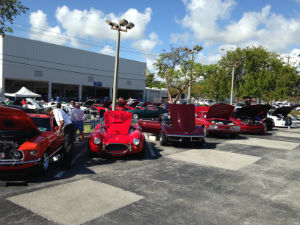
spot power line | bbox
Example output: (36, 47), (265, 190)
(13, 23), (161, 57)
(3, 53), (144, 77)
(0, 58), (145, 80)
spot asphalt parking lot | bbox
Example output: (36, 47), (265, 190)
(0, 128), (299, 225)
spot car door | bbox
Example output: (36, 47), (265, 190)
(138, 118), (161, 135)
(50, 118), (64, 155)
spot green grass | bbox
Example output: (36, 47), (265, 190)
(83, 124), (94, 134)
(290, 110), (300, 115)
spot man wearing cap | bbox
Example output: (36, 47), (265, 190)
(45, 103), (75, 169)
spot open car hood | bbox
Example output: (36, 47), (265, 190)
(169, 104), (195, 132)
(234, 105), (268, 118)
(271, 106), (292, 117)
(128, 101), (140, 108)
(206, 104), (234, 120)
(104, 111), (132, 135)
(0, 106), (40, 133)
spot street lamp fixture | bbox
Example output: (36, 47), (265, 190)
(106, 19), (135, 111)
(182, 45), (203, 103)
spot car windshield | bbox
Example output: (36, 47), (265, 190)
(30, 117), (51, 132)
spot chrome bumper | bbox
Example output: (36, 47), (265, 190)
(0, 158), (41, 166)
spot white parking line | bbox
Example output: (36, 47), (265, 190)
(221, 138), (299, 150)
(146, 142), (156, 157)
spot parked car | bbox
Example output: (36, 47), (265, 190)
(230, 105), (268, 134)
(0, 106), (64, 175)
(267, 106), (295, 127)
(88, 110), (145, 157)
(195, 103), (240, 138)
(128, 105), (169, 119)
(139, 104), (205, 146)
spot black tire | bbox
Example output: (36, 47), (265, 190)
(136, 142), (146, 159)
(203, 127), (209, 137)
(229, 134), (236, 139)
(35, 151), (50, 176)
(160, 131), (167, 146)
(198, 138), (205, 147)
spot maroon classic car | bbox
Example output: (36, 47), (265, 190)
(139, 104), (205, 146)
(195, 103), (240, 138)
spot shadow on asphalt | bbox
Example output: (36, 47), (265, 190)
(0, 140), (160, 186)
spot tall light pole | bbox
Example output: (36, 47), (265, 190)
(106, 19), (134, 111)
(182, 45), (203, 103)
(227, 61), (239, 105)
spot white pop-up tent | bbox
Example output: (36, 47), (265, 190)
(5, 86), (41, 98)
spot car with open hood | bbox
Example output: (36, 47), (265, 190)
(267, 106), (296, 127)
(0, 106), (64, 175)
(230, 105), (268, 134)
(88, 110), (145, 157)
(139, 104), (205, 146)
(195, 103), (240, 138)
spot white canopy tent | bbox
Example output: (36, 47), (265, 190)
(5, 86), (41, 98)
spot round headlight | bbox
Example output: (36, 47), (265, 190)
(10, 150), (23, 160)
(133, 138), (140, 146)
(94, 137), (101, 145)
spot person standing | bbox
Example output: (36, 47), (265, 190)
(71, 103), (85, 142)
(45, 103), (75, 169)
(67, 100), (76, 118)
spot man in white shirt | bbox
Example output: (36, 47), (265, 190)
(71, 103), (85, 142)
(45, 103), (75, 170)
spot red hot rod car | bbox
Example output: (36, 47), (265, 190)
(89, 110), (145, 157)
(195, 103), (240, 138)
(230, 105), (268, 134)
(139, 104), (205, 146)
(0, 106), (64, 175)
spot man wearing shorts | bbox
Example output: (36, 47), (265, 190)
(71, 103), (85, 142)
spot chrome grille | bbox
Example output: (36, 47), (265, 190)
(105, 144), (128, 152)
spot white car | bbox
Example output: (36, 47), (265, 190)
(267, 107), (297, 127)
(26, 98), (44, 111)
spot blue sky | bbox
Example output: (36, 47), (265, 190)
(10, 0), (300, 69)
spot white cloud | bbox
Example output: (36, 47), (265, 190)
(281, 48), (300, 66)
(55, 6), (152, 41)
(99, 45), (115, 56)
(131, 32), (161, 71)
(28, 6), (153, 48)
(181, 0), (236, 42)
(170, 32), (191, 45)
(29, 10), (67, 45)
(174, 0), (300, 53)
(131, 32), (161, 53)
(195, 52), (221, 65)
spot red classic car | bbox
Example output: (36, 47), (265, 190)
(230, 105), (268, 134)
(195, 103), (240, 138)
(139, 104), (205, 146)
(89, 110), (145, 157)
(0, 106), (64, 175)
